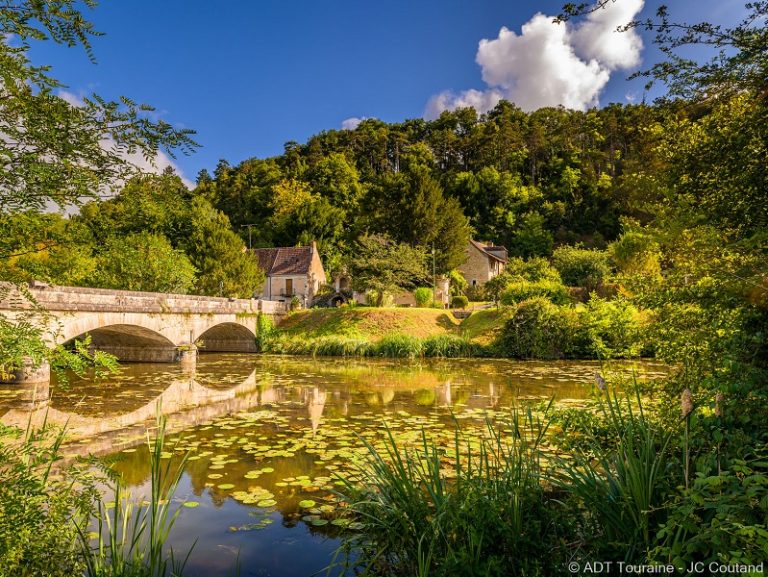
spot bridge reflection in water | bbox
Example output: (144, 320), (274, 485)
(0, 354), (661, 462)
(0, 357), (283, 457)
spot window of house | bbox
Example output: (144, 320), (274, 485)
(472, 280), (477, 287)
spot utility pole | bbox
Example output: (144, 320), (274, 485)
(240, 224), (257, 250)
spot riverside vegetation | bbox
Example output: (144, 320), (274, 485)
(1, 0), (767, 575)
(0, 414), (192, 577)
(256, 250), (651, 361)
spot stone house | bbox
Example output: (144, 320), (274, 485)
(251, 241), (327, 304)
(458, 240), (508, 288)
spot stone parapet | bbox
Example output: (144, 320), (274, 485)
(1, 283), (290, 316)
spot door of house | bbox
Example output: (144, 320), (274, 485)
(285, 279), (293, 296)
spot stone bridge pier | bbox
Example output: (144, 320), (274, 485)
(0, 284), (287, 385)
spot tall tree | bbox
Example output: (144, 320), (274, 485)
(349, 234), (427, 307)
(89, 232), (196, 294)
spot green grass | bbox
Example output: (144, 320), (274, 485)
(261, 308), (507, 358)
(458, 308), (509, 344)
(275, 308), (460, 341)
(261, 332), (486, 359)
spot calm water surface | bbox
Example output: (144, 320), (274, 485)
(0, 354), (668, 577)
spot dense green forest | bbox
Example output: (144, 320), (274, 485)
(4, 96), (759, 289)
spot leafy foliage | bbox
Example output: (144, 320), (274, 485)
(552, 246), (611, 290)
(0, 423), (99, 577)
(88, 233), (196, 294)
(0, 1), (196, 212)
(500, 279), (571, 306)
(349, 235), (427, 307)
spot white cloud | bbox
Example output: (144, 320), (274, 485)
(426, 1), (644, 117)
(58, 90), (193, 188)
(341, 117), (367, 130)
(570, 0), (644, 70)
(425, 89), (503, 121)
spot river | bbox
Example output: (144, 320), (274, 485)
(0, 354), (667, 577)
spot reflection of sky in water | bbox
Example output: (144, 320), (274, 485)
(0, 354), (668, 576)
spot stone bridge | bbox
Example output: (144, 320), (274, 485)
(0, 283), (288, 383)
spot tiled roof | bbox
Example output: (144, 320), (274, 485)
(469, 239), (508, 263)
(251, 246), (313, 275)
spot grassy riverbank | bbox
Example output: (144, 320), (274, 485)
(261, 300), (650, 360)
(274, 308), (462, 341)
(263, 308), (479, 358)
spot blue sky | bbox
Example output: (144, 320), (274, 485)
(27, 0), (745, 182)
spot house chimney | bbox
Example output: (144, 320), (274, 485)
(311, 240), (317, 253)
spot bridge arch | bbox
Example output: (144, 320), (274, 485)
(196, 321), (257, 353)
(57, 313), (183, 346)
(62, 320), (179, 363)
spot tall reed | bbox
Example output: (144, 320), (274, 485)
(78, 413), (192, 577)
(334, 402), (568, 576)
(553, 388), (674, 563)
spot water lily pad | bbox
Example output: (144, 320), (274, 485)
(298, 499), (316, 509)
(217, 483), (235, 490)
(183, 501), (200, 508)
(256, 499), (277, 507)
(311, 518), (329, 526)
(331, 518), (351, 527)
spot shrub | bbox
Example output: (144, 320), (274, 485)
(505, 256), (561, 283)
(483, 274), (508, 304)
(500, 279), (571, 306)
(651, 459), (768, 568)
(610, 231), (662, 277)
(450, 295), (468, 309)
(552, 246), (611, 290)
(574, 297), (646, 359)
(414, 287), (433, 307)
(494, 297), (578, 359)
(0, 423), (97, 577)
(365, 290), (394, 307)
(447, 269), (468, 297)
(464, 284), (486, 302)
